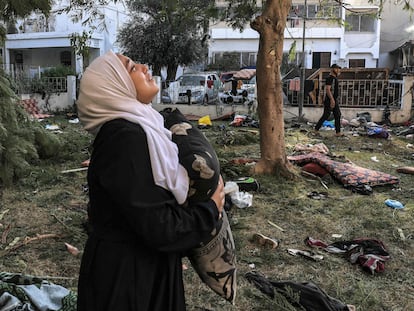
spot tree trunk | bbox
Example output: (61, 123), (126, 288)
(166, 64), (178, 82)
(152, 64), (162, 77)
(250, 0), (295, 178)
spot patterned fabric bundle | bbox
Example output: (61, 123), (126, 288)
(288, 152), (399, 188)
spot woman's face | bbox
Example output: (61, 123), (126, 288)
(116, 54), (159, 104)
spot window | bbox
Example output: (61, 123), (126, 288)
(312, 52), (331, 69)
(345, 12), (377, 32)
(290, 3), (341, 19)
(307, 5), (318, 18)
(316, 4), (341, 19)
(241, 52), (257, 67)
(212, 52), (256, 68)
(285, 52), (304, 66)
(349, 59), (366, 68)
(60, 51), (72, 66)
(15, 53), (23, 64)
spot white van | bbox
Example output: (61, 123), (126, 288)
(170, 72), (221, 105)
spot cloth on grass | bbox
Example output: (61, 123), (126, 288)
(293, 143), (330, 155)
(288, 152), (399, 188)
(19, 99), (53, 119)
(0, 272), (76, 311)
(366, 126), (389, 139)
(305, 237), (390, 274)
(245, 271), (355, 311)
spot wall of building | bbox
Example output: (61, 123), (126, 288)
(5, 1), (129, 75)
(209, 1), (382, 70)
(378, 1), (414, 70)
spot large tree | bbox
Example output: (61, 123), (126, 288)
(251, 0), (294, 177)
(220, 0), (295, 177)
(118, 0), (216, 80)
(116, 0), (296, 176)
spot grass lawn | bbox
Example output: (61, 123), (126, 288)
(1, 114), (413, 311)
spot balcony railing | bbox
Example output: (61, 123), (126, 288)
(283, 79), (404, 108)
(13, 77), (68, 94)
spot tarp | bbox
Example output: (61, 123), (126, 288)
(232, 68), (256, 80)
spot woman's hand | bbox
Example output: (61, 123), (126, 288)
(211, 175), (225, 219)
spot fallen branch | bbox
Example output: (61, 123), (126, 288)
(267, 220), (285, 232)
(300, 171), (329, 190)
(1, 233), (60, 256)
(1, 223), (11, 244)
(61, 167), (88, 174)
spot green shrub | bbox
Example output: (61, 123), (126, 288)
(41, 65), (76, 77)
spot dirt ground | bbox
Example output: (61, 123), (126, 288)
(1, 115), (413, 310)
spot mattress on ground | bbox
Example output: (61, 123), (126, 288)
(288, 152), (400, 187)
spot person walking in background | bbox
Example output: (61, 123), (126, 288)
(76, 50), (225, 311)
(314, 64), (344, 137)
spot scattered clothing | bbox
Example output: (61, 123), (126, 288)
(289, 79), (300, 91)
(367, 126), (389, 139)
(245, 271), (355, 311)
(287, 248), (324, 261)
(294, 143), (330, 155)
(305, 237), (390, 274)
(0, 272), (76, 311)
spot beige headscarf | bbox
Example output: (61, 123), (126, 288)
(77, 50), (189, 204)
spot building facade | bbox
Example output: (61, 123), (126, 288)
(3, 0), (128, 77)
(378, 0), (414, 76)
(4, 1), (409, 78)
(209, 0), (381, 70)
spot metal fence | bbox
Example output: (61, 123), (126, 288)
(13, 77), (68, 94)
(283, 79), (404, 108)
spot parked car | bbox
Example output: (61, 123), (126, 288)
(169, 72), (221, 105)
(219, 87), (254, 104)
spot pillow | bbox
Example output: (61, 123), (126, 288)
(160, 108), (237, 304)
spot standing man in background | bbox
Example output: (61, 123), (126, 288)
(314, 64), (344, 137)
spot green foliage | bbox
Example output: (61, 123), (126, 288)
(206, 52), (241, 71)
(41, 65), (76, 77)
(217, 0), (259, 30)
(70, 30), (92, 62)
(288, 41), (297, 63)
(0, 0), (51, 42)
(0, 0), (51, 21)
(118, 0), (215, 79)
(0, 71), (63, 186)
(33, 126), (62, 158)
(54, 0), (109, 27)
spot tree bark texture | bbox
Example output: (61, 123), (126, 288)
(251, 0), (295, 178)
